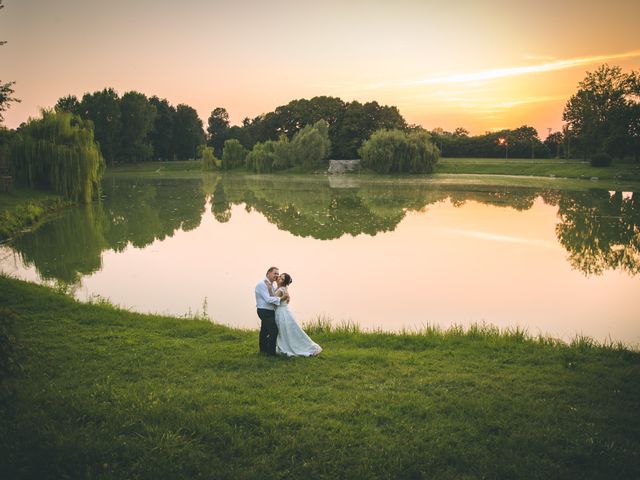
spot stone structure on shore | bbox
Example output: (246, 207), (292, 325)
(328, 160), (360, 174)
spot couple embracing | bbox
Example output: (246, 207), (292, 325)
(255, 266), (322, 357)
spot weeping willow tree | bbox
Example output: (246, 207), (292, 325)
(11, 110), (105, 203)
(359, 129), (439, 174)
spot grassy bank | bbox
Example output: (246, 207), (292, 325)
(435, 157), (640, 181)
(0, 187), (70, 241)
(107, 158), (640, 186)
(108, 159), (203, 174)
(1, 276), (639, 479)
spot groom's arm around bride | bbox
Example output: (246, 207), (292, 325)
(254, 266), (287, 356)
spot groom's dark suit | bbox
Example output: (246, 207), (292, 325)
(257, 308), (278, 355)
(255, 278), (280, 355)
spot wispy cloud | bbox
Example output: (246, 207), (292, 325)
(523, 55), (557, 61)
(395, 49), (640, 87)
(439, 228), (555, 249)
(474, 95), (567, 113)
(397, 93), (565, 112)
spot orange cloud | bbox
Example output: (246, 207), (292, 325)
(397, 50), (640, 87)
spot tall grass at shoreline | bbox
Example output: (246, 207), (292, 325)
(1, 275), (639, 479)
(302, 314), (634, 352)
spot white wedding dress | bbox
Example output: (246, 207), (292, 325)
(275, 287), (322, 357)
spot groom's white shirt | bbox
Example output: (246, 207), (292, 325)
(255, 276), (281, 311)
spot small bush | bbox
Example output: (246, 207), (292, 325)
(272, 135), (294, 170)
(245, 119), (331, 173)
(221, 139), (248, 170)
(289, 119), (331, 169)
(245, 141), (276, 173)
(590, 152), (612, 167)
(199, 145), (220, 171)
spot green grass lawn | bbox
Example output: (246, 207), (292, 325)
(107, 159), (203, 173)
(106, 157), (640, 187)
(0, 187), (69, 241)
(435, 157), (640, 181)
(1, 276), (639, 479)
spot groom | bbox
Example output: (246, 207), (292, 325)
(255, 266), (289, 356)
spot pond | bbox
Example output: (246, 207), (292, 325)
(1, 173), (639, 345)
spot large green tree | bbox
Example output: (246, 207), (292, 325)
(148, 96), (176, 160)
(55, 95), (80, 116)
(0, 1), (19, 124)
(0, 81), (18, 124)
(119, 91), (157, 163)
(544, 131), (565, 158)
(563, 64), (639, 160)
(332, 101), (406, 159)
(172, 104), (205, 160)
(207, 107), (230, 156)
(79, 88), (122, 164)
(236, 97), (406, 159)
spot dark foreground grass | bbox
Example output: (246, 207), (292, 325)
(1, 276), (639, 479)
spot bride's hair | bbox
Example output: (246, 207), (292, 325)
(281, 273), (293, 286)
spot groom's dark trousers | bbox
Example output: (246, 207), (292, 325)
(257, 308), (278, 355)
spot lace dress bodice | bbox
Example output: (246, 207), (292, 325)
(276, 286), (289, 307)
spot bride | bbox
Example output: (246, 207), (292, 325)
(274, 273), (322, 357)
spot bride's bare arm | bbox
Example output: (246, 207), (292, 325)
(275, 288), (290, 302)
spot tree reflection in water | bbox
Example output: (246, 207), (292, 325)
(11, 176), (206, 284)
(5, 174), (640, 284)
(553, 191), (640, 275)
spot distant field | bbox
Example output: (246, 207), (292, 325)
(107, 159), (203, 173)
(104, 157), (640, 191)
(435, 157), (640, 181)
(105, 157), (640, 181)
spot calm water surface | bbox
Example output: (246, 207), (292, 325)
(1, 173), (638, 345)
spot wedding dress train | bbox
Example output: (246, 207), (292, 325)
(275, 289), (322, 357)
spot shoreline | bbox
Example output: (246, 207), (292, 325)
(2, 274), (637, 353)
(1, 274), (639, 478)
(4, 163), (638, 243)
(0, 188), (71, 242)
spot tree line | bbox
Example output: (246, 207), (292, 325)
(1, 62), (638, 201)
(563, 65), (639, 163)
(206, 97), (407, 160)
(428, 125), (551, 159)
(204, 119), (333, 173)
(52, 92), (411, 165)
(54, 90), (205, 164)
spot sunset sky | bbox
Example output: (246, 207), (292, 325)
(2, 0), (639, 136)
